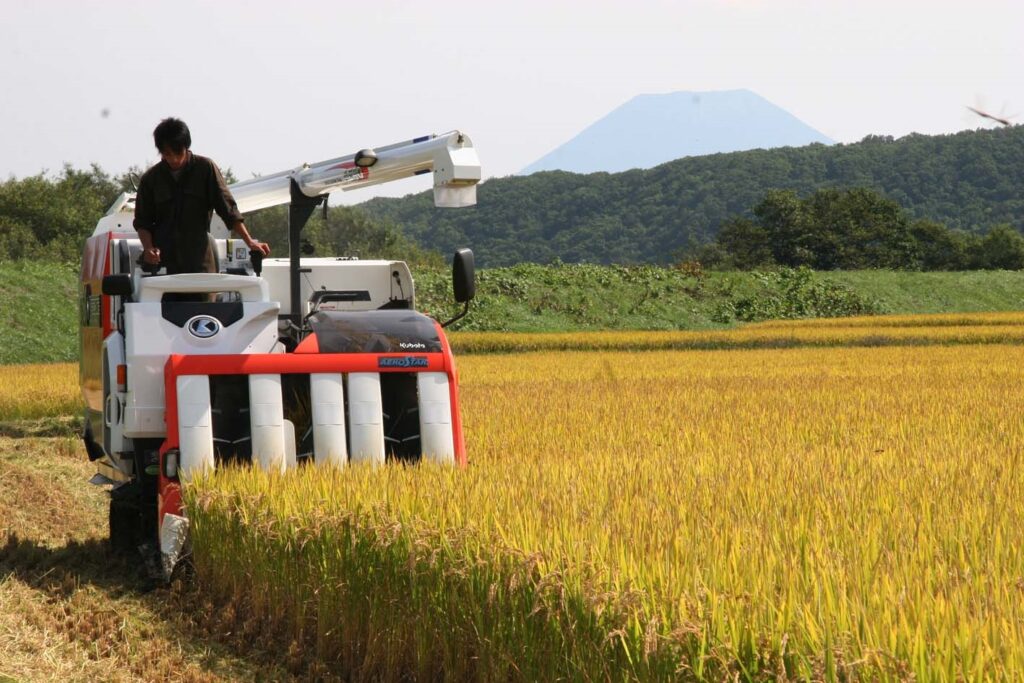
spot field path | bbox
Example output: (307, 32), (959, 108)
(0, 436), (292, 683)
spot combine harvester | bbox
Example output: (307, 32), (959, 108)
(79, 131), (480, 578)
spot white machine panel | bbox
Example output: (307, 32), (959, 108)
(259, 259), (412, 317)
(311, 373), (348, 467)
(134, 273), (268, 303)
(416, 372), (456, 464)
(346, 373), (385, 465)
(122, 291), (279, 438)
(284, 419), (297, 470)
(249, 374), (287, 474)
(103, 332), (128, 460)
(177, 375), (214, 481)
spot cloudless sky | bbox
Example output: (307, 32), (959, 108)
(1, 0), (1020, 203)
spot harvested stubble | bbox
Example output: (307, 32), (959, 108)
(186, 343), (1024, 681)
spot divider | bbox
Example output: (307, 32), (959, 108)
(177, 375), (214, 480)
(311, 373), (348, 466)
(249, 374), (287, 474)
(417, 372), (455, 464)
(346, 373), (385, 465)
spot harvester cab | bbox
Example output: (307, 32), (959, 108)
(79, 131), (480, 578)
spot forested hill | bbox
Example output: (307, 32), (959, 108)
(361, 125), (1024, 267)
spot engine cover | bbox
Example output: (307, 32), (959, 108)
(307, 310), (442, 354)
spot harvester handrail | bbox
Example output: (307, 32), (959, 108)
(135, 273), (270, 303)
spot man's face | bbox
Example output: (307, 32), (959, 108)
(161, 147), (189, 171)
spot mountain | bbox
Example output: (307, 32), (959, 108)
(360, 125), (1024, 267)
(520, 89), (834, 175)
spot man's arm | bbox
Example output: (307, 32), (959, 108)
(229, 220), (270, 256)
(136, 228), (161, 265)
(208, 160), (270, 256)
(132, 175), (161, 265)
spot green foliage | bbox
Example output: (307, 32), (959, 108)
(0, 261), (79, 364)
(244, 204), (442, 268)
(413, 261), (720, 332)
(909, 219), (973, 270)
(973, 224), (1024, 270)
(706, 188), (1024, 272)
(0, 165), (122, 263)
(6, 261), (1024, 364)
(4, 125), (1023, 273)
(709, 187), (941, 270)
(0, 163), (439, 267)
(361, 126), (1024, 266)
(716, 267), (881, 323)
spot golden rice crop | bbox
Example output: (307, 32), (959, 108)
(3, 312), (1023, 418)
(450, 320), (1024, 353)
(186, 342), (1024, 681)
(0, 362), (77, 421)
(744, 310), (1024, 329)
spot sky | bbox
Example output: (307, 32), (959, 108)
(0, 0), (1021, 204)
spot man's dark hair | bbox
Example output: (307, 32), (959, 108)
(153, 117), (191, 153)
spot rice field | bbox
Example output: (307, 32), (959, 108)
(4, 312), (1024, 680)
(180, 316), (1024, 681)
(0, 362), (81, 421)
(448, 311), (1024, 353)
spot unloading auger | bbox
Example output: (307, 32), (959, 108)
(79, 131), (480, 578)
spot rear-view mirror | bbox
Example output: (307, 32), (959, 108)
(453, 248), (476, 303)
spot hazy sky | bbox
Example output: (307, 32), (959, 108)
(1, 1), (1021, 203)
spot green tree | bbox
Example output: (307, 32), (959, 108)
(0, 164), (120, 262)
(974, 224), (1024, 270)
(709, 187), (980, 271)
(909, 220), (971, 270)
(751, 189), (809, 266)
(801, 187), (914, 269)
(716, 217), (774, 268)
(244, 203), (442, 268)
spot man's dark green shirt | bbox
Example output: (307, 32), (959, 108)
(133, 153), (243, 274)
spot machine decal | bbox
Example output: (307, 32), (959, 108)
(323, 163), (370, 185)
(379, 356), (429, 369)
(187, 316), (222, 339)
(162, 301), (244, 328)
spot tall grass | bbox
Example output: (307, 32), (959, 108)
(0, 362), (78, 421)
(186, 343), (1024, 680)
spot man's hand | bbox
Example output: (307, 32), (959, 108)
(232, 221), (270, 257)
(142, 247), (161, 265)
(246, 239), (271, 257)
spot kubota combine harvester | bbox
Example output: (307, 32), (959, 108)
(79, 131), (480, 578)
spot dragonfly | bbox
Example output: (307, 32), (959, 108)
(966, 105), (1013, 127)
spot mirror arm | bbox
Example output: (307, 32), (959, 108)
(441, 301), (471, 329)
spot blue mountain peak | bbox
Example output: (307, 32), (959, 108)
(522, 89), (833, 175)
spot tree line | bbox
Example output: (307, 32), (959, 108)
(1, 123), (1022, 271)
(362, 125), (1024, 267)
(0, 165), (438, 266)
(694, 187), (1024, 270)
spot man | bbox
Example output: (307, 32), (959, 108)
(133, 118), (267, 463)
(134, 117), (270, 273)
